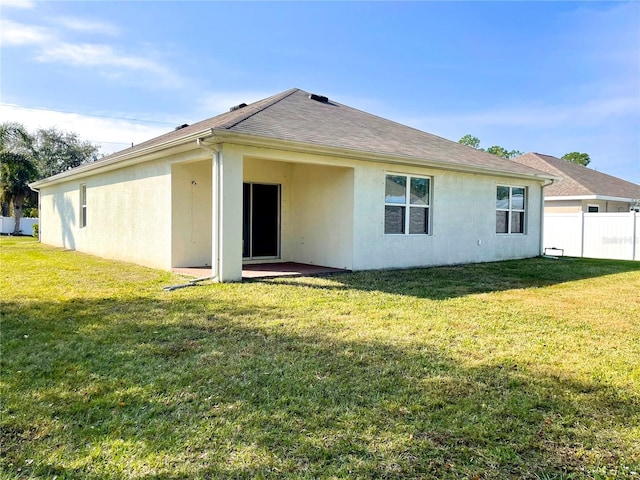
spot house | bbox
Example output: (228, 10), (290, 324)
(31, 88), (554, 281)
(513, 152), (640, 261)
(513, 153), (640, 213)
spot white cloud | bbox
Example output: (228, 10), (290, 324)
(0, 104), (171, 156)
(35, 42), (184, 88)
(0, 19), (52, 46)
(53, 17), (119, 36)
(0, 0), (35, 9)
(1, 18), (184, 89)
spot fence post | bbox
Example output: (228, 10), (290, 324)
(580, 211), (585, 258)
(633, 212), (638, 261)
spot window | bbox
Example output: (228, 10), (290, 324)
(80, 184), (87, 228)
(496, 186), (525, 234)
(587, 205), (599, 213)
(385, 174), (430, 234)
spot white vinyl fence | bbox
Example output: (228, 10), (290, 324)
(544, 212), (639, 261)
(0, 216), (39, 235)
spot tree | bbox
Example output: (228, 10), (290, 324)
(486, 145), (523, 159)
(0, 123), (38, 233)
(458, 134), (481, 150)
(561, 152), (590, 167)
(0, 123), (99, 231)
(33, 127), (100, 178)
(458, 135), (523, 159)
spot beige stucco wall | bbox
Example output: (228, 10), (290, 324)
(231, 144), (544, 278)
(290, 163), (354, 269)
(171, 159), (212, 267)
(584, 200), (631, 212)
(545, 199), (632, 213)
(544, 200), (582, 213)
(38, 157), (173, 269)
(352, 163), (543, 270)
(38, 142), (545, 280)
(243, 157), (354, 270)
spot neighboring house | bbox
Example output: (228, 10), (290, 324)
(31, 88), (554, 281)
(513, 153), (640, 213)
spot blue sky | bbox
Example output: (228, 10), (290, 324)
(1, 1), (639, 183)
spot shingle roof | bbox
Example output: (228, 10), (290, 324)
(97, 88), (552, 178)
(513, 153), (640, 200)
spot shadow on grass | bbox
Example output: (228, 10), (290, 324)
(2, 293), (638, 479)
(260, 257), (640, 300)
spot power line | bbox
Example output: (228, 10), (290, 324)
(0, 102), (176, 126)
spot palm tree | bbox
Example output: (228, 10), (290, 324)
(0, 123), (38, 234)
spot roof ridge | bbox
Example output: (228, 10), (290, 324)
(221, 88), (301, 130)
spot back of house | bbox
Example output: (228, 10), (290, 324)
(31, 88), (554, 281)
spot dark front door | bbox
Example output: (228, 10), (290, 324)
(243, 183), (280, 258)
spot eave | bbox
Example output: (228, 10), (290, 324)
(30, 128), (216, 189)
(205, 129), (556, 183)
(545, 195), (639, 203)
(30, 126), (556, 190)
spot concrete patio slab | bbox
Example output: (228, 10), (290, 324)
(242, 262), (348, 279)
(171, 263), (349, 280)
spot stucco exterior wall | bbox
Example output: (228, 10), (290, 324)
(290, 163), (354, 270)
(171, 159), (212, 267)
(38, 157), (173, 270)
(236, 145), (544, 276)
(581, 199), (631, 213)
(544, 200), (582, 213)
(545, 199), (632, 213)
(352, 162), (543, 270)
(243, 157), (354, 270)
(37, 142), (545, 279)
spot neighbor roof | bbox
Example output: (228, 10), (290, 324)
(513, 153), (640, 200)
(33, 88), (553, 187)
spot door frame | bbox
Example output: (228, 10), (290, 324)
(243, 182), (281, 260)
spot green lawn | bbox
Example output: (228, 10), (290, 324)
(1, 237), (639, 479)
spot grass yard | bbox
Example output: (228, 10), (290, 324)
(1, 237), (639, 479)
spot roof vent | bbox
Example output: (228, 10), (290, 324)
(229, 103), (247, 112)
(174, 123), (189, 131)
(309, 93), (329, 103)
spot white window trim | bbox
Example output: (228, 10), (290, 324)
(80, 184), (87, 228)
(384, 173), (431, 235)
(496, 185), (526, 235)
(587, 204), (600, 213)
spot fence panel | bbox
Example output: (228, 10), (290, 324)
(544, 212), (639, 261)
(544, 213), (583, 257)
(583, 213), (635, 260)
(0, 216), (39, 235)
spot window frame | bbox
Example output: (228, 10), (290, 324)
(80, 183), (87, 228)
(496, 185), (526, 235)
(587, 204), (600, 213)
(384, 173), (431, 235)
